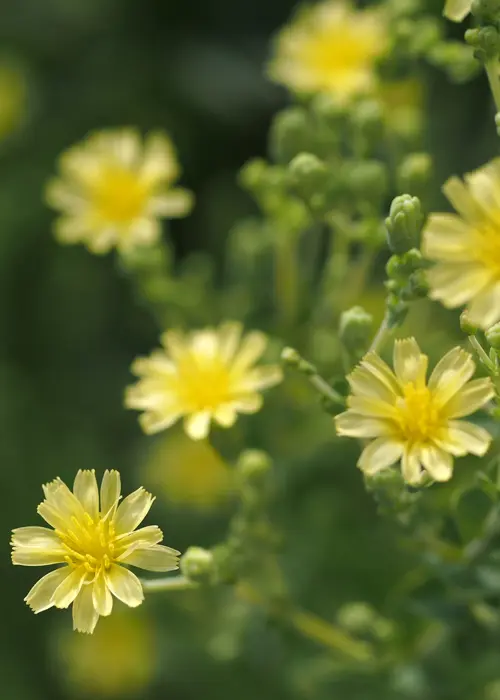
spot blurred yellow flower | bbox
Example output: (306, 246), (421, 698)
(46, 128), (193, 254)
(268, 0), (388, 102)
(143, 429), (233, 509)
(335, 339), (493, 484)
(11, 470), (180, 633)
(125, 322), (283, 441)
(0, 62), (26, 141)
(379, 79), (424, 134)
(423, 159), (500, 329)
(57, 610), (156, 697)
(444, 0), (471, 21)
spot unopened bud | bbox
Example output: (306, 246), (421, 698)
(288, 152), (329, 200)
(397, 153), (433, 199)
(269, 107), (310, 164)
(486, 321), (500, 349)
(181, 546), (215, 584)
(465, 26), (500, 62)
(339, 306), (373, 356)
(460, 310), (479, 336)
(236, 450), (272, 489)
(471, 0), (500, 23)
(348, 160), (389, 207)
(385, 195), (423, 254)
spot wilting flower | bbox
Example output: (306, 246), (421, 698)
(125, 322), (283, 441)
(268, 0), (388, 102)
(335, 339), (493, 484)
(11, 470), (180, 633)
(423, 159), (500, 329)
(444, 0), (472, 22)
(46, 128), (193, 254)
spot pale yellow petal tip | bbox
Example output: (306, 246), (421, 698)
(443, 0), (472, 22)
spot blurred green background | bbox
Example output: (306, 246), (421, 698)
(3, 0), (500, 699)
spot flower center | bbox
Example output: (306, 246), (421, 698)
(395, 383), (443, 444)
(57, 512), (116, 573)
(174, 357), (233, 412)
(472, 216), (500, 278)
(298, 21), (384, 89)
(90, 165), (149, 224)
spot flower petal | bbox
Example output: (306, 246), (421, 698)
(92, 569), (113, 616)
(443, 0), (472, 22)
(446, 420), (492, 456)
(73, 583), (99, 634)
(231, 331), (267, 371)
(347, 366), (396, 403)
(419, 444), (453, 482)
(335, 411), (394, 438)
(358, 438), (404, 476)
(115, 525), (164, 549)
(138, 409), (182, 435)
(428, 346), (476, 407)
(11, 526), (64, 564)
(150, 188), (193, 217)
(467, 283), (500, 329)
(242, 365), (283, 391)
(114, 487), (155, 535)
(100, 470), (121, 517)
(393, 338), (427, 385)
(118, 544), (180, 572)
(25, 567), (71, 613)
(444, 378), (494, 418)
(401, 447), (422, 485)
(184, 411), (211, 441)
(233, 394), (263, 414)
(52, 566), (88, 609)
(105, 564), (144, 608)
(213, 405), (237, 428)
(73, 470), (99, 519)
(427, 263), (491, 307)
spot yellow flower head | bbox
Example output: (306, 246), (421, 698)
(335, 339), (494, 484)
(143, 429), (233, 509)
(125, 322), (283, 441)
(268, 0), (388, 102)
(11, 470), (180, 634)
(423, 159), (500, 329)
(443, 0), (472, 22)
(46, 128), (193, 255)
(57, 610), (156, 697)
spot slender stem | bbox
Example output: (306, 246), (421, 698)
(485, 60), (500, 113)
(236, 582), (372, 662)
(141, 575), (198, 592)
(308, 372), (345, 406)
(468, 336), (496, 373)
(274, 235), (299, 328)
(369, 313), (391, 354)
(143, 576), (371, 662)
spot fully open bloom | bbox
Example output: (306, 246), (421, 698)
(423, 159), (500, 329)
(444, 0), (471, 22)
(125, 322), (283, 441)
(268, 0), (388, 102)
(335, 339), (494, 484)
(46, 129), (193, 254)
(11, 470), (180, 633)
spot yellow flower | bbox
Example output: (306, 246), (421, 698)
(268, 0), (388, 102)
(125, 322), (283, 440)
(56, 610), (156, 697)
(444, 0), (472, 22)
(11, 470), (180, 633)
(423, 159), (500, 329)
(46, 128), (193, 254)
(335, 339), (494, 484)
(143, 429), (233, 509)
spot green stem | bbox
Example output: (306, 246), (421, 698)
(468, 336), (496, 373)
(369, 313), (391, 354)
(485, 60), (500, 113)
(143, 576), (371, 662)
(274, 235), (299, 328)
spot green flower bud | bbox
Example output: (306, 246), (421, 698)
(269, 107), (310, 164)
(397, 153), (433, 200)
(311, 93), (346, 128)
(385, 194), (423, 255)
(239, 158), (268, 193)
(347, 160), (389, 208)
(486, 321), (500, 349)
(337, 602), (377, 633)
(471, 0), (500, 23)
(429, 41), (480, 83)
(288, 152), (329, 201)
(339, 306), (373, 356)
(465, 26), (500, 63)
(351, 99), (384, 148)
(236, 449), (272, 490)
(460, 310), (479, 336)
(181, 546), (215, 584)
